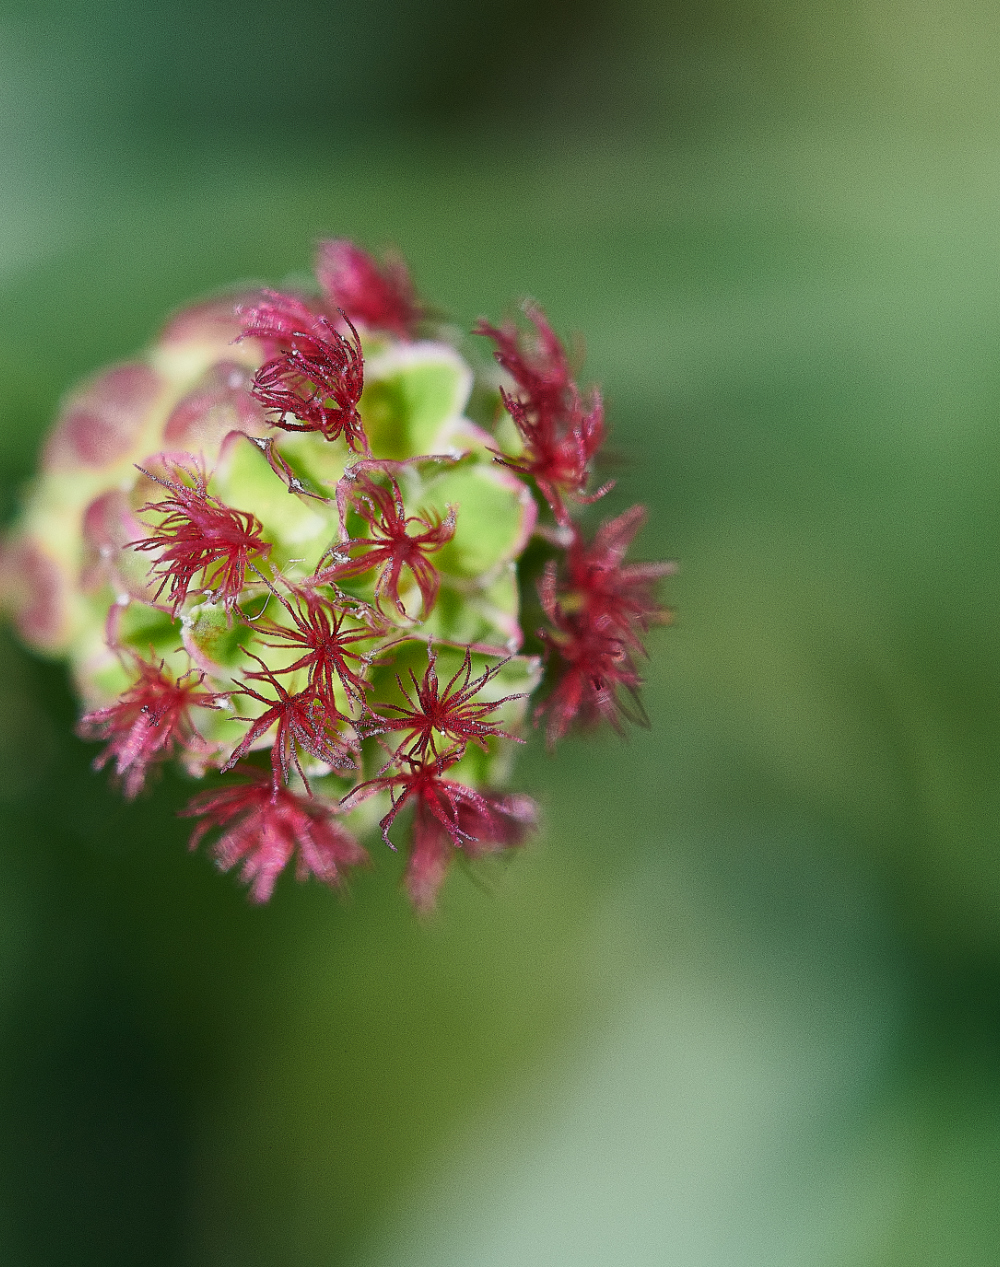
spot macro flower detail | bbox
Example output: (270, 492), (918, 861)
(224, 653), (357, 789)
(239, 294), (368, 452)
(566, 505), (676, 651)
(1, 239), (671, 910)
(316, 239), (422, 340)
(321, 469), (456, 618)
(533, 510), (673, 745)
(342, 753), (536, 911)
(366, 644), (523, 760)
(404, 787), (537, 913)
(252, 583), (383, 709)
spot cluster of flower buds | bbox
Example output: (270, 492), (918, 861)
(0, 241), (673, 910)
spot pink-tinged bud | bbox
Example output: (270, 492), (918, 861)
(0, 537), (73, 653)
(43, 363), (164, 473)
(4, 240), (670, 910)
(158, 296), (255, 351)
(80, 490), (153, 601)
(162, 361), (269, 450)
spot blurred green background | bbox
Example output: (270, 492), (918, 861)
(3, 1), (1000, 1263)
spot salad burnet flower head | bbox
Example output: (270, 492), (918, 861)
(0, 242), (673, 911)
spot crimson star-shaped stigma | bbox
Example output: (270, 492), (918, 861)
(318, 472), (456, 619)
(182, 767), (367, 903)
(316, 240), (423, 341)
(567, 507), (675, 652)
(341, 753), (537, 911)
(223, 653), (356, 790)
(130, 462), (271, 615)
(78, 657), (219, 799)
(474, 302), (572, 420)
(365, 645), (523, 760)
(533, 561), (647, 747)
(252, 585), (384, 710)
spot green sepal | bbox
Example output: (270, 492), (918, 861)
(113, 600), (183, 657)
(360, 343), (473, 458)
(422, 566), (524, 652)
(418, 462), (534, 580)
(181, 599), (258, 675)
(210, 434), (334, 575)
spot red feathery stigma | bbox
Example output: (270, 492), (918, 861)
(498, 389), (608, 526)
(474, 303), (572, 419)
(475, 304), (611, 525)
(567, 506), (676, 652)
(239, 291), (367, 452)
(341, 754), (537, 910)
(365, 645), (523, 760)
(223, 653), (356, 790)
(130, 462), (270, 615)
(534, 562), (647, 746)
(237, 290), (328, 357)
(253, 585), (384, 710)
(319, 472), (456, 618)
(78, 658), (219, 799)
(182, 768), (367, 903)
(316, 239), (422, 340)
(406, 785), (537, 912)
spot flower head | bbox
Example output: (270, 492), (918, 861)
(534, 561), (646, 746)
(530, 506), (673, 745)
(2, 238), (670, 911)
(406, 785), (537, 913)
(474, 303), (571, 420)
